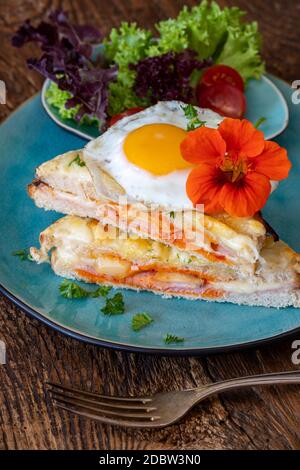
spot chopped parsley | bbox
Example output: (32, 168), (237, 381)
(90, 286), (112, 298)
(59, 279), (111, 299)
(132, 312), (153, 332)
(254, 117), (267, 129)
(164, 334), (185, 344)
(101, 292), (125, 316)
(68, 154), (86, 167)
(182, 104), (206, 131)
(169, 211), (175, 219)
(12, 249), (33, 261)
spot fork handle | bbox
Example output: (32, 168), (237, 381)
(192, 370), (300, 400)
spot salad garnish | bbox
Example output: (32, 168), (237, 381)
(12, 249), (33, 261)
(68, 154), (86, 167)
(12, 1), (265, 129)
(254, 117), (267, 129)
(101, 292), (125, 316)
(182, 104), (206, 131)
(12, 10), (117, 128)
(196, 64), (246, 118)
(130, 50), (210, 104)
(164, 334), (185, 344)
(132, 313), (153, 332)
(59, 279), (111, 299)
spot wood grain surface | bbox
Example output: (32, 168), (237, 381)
(1, 0), (300, 451)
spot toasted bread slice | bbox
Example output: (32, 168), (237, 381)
(28, 150), (267, 268)
(30, 216), (300, 308)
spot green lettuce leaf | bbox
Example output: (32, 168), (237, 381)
(103, 22), (153, 115)
(45, 82), (100, 125)
(216, 22), (265, 80)
(46, 2), (265, 120)
(149, 0), (264, 81)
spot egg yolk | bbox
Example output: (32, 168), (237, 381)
(123, 124), (192, 175)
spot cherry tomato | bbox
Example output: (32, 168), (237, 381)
(109, 107), (145, 126)
(200, 64), (244, 92)
(197, 82), (246, 119)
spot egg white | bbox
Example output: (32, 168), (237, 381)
(84, 101), (223, 210)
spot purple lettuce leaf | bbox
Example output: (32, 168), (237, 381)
(131, 50), (212, 103)
(12, 10), (115, 127)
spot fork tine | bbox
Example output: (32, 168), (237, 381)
(47, 382), (152, 404)
(49, 389), (157, 412)
(55, 403), (162, 428)
(52, 394), (161, 421)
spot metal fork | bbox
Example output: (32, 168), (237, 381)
(47, 370), (300, 428)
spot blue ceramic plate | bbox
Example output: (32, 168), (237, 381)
(0, 76), (299, 355)
(41, 74), (289, 141)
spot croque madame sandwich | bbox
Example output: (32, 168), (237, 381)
(28, 101), (300, 308)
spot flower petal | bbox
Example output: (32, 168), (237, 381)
(181, 126), (226, 164)
(252, 141), (292, 181)
(219, 118), (265, 157)
(186, 164), (224, 212)
(220, 172), (271, 217)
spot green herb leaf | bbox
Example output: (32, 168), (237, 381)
(164, 334), (185, 344)
(59, 280), (89, 299)
(45, 82), (100, 125)
(90, 286), (112, 298)
(101, 293), (125, 316)
(12, 249), (33, 262)
(132, 313), (153, 332)
(254, 116), (267, 129)
(59, 280), (111, 299)
(151, 1), (265, 82)
(169, 211), (175, 219)
(68, 154), (86, 167)
(103, 23), (153, 116)
(182, 104), (206, 131)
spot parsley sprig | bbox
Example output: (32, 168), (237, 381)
(101, 292), (125, 316)
(12, 249), (33, 261)
(182, 104), (206, 131)
(57, 282), (188, 343)
(164, 334), (185, 344)
(132, 313), (153, 331)
(59, 279), (111, 299)
(68, 154), (86, 167)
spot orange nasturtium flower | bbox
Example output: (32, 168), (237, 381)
(180, 118), (292, 217)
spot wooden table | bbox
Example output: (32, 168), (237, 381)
(1, 0), (300, 451)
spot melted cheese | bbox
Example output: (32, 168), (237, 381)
(31, 215), (240, 280)
(30, 215), (300, 300)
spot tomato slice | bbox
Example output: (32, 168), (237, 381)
(109, 107), (145, 126)
(197, 82), (246, 119)
(200, 64), (244, 92)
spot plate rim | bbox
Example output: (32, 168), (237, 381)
(1, 281), (300, 356)
(0, 77), (298, 356)
(41, 74), (290, 141)
(259, 75), (289, 139)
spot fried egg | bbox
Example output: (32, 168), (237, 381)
(84, 101), (222, 209)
